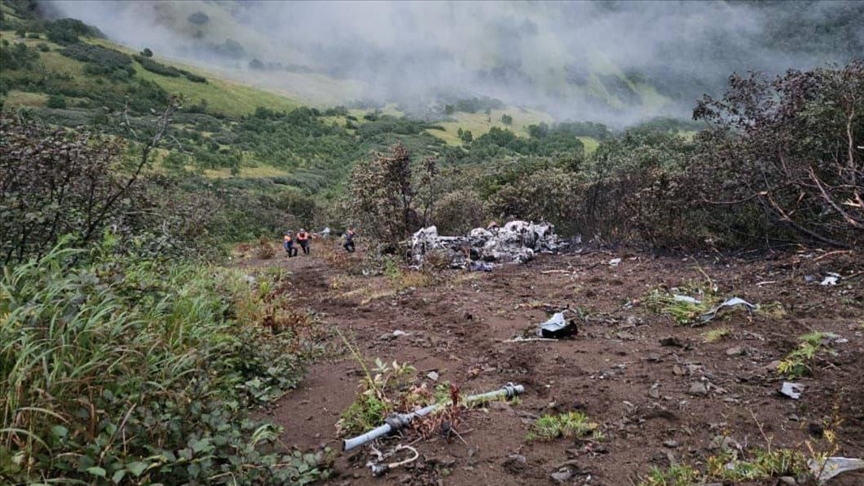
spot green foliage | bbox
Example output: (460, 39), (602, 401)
(348, 143), (438, 246)
(0, 41), (38, 70)
(0, 241), (328, 485)
(60, 42), (134, 78)
(527, 412), (599, 441)
(432, 189), (487, 235)
(640, 464), (700, 486)
(45, 93), (66, 108)
(134, 53), (182, 77)
(777, 332), (832, 378)
(140, 47), (153, 57)
(705, 449), (809, 482)
(336, 358), (417, 436)
(45, 18), (103, 45)
(500, 113), (512, 125)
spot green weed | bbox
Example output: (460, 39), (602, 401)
(640, 464), (700, 486)
(0, 240), (327, 484)
(777, 331), (831, 378)
(702, 326), (731, 343)
(527, 412), (599, 441)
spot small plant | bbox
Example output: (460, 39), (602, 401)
(335, 352), (418, 436)
(527, 412), (598, 441)
(702, 326), (731, 343)
(640, 464), (700, 486)
(777, 331), (830, 378)
(705, 449), (809, 481)
(645, 286), (716, 325)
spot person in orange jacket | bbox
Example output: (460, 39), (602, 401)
(283, 231), (297, 257)
(296, 228), (310, 255)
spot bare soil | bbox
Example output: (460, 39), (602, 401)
(241, 243), (864, 485)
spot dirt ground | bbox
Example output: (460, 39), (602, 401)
(242, 241), (864, 485)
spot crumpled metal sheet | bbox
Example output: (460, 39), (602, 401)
(699, 297), (757, 323)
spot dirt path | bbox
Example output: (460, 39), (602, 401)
(242, 244), (864, 485)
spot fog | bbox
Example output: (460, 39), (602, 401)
(44, 0), (862, 125)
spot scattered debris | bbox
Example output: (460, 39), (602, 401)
(365, 444), (419, 476)
(538, 312), (577, 339)
(810, 456), (864, 482)
(503, 336), (559, 343)
(609, 258), (622, 267)
(410, 221), (566, 268)
(779, 382), (803, 400)
(700, 297), (757, 323)
(470, 261), (493, 272)
(342, 383), (525, 451)
(821, 272), (841, 286)
(426, 371), (440, 382)
(673, 294), (702, 304)
(550, 468), (575, 483)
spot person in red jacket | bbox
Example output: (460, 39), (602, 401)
(296, 229), (310, 255)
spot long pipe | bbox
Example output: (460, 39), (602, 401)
(343, 383), (524, 451)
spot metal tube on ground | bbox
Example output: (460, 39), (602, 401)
(342, 383), (524, 451)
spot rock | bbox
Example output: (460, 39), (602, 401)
(708, 435), (739, 451)
(427, 371), (440, 382)
(688, 382), (708, 396)
(725, 346), (745, 356)
(550, 469), (574, 483)
(502, 453), (526, 474)
(659, 337), (684, 347)
(662, 440), (679, 448)
(778, 477), (797, 485)
(648, 388), (660, 399)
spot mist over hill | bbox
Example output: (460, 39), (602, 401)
(42, 0), (864, 125)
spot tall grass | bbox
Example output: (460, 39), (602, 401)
(0, 240), (326, 484)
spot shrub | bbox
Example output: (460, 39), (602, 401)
(0, 242), (329, 485)
(133, 53), (182, 77)
(60, 43), (133, 77)
(694, 61), (864, 248)
(432, 189), (487, 234)
(140, 47), (153, 57)
(45, 94), (66, 108)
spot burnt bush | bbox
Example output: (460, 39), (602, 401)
(693, 61), (864, 248)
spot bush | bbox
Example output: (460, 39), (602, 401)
(45, 94), (66, 108)
(432, 189), (487, 234)
(0, 242), (329, 485)
(140, 47), (153, 57)
(133, 53), (182, 77)
(0, 41), (39, 70)
(60, 43), (133, 77)
(693, 61), (864, 248)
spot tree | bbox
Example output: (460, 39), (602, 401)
(140, 47), (153, 57)
(501, 114), (513, 125)
(188, 11), (209, 25)
(0, 99), (179, 263)
(694, 61), (864, 247)
(460, 130), (473, 143)
(348, 143), (436, 247)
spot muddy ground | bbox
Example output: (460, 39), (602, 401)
(241, 242), (864, 485)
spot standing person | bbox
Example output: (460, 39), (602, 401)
(283, 231), (297, 257)
(297, 228), (310, 255)
(343, 225), (356, 253)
